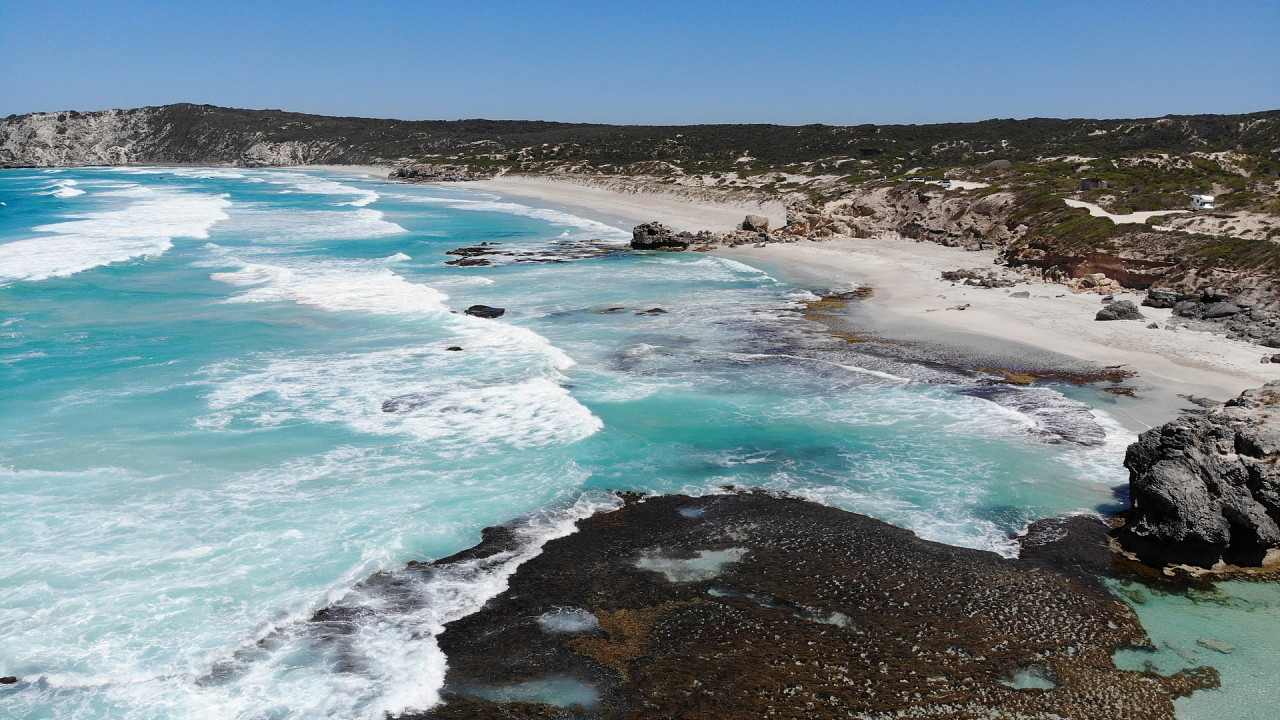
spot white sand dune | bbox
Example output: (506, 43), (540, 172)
(1063, 198), (1187, 224)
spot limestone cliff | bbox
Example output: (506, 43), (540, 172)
(0, 105), (369, 168)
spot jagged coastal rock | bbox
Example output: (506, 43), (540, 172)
(1114, 382), (1280, 569)
(738, 213), (770, 232)
(629, 221), (692, 250)
(408, 492), (1215, 719)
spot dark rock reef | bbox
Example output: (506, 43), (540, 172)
(1114, 382), (1280, 569)
(407, 492), (1214, 720)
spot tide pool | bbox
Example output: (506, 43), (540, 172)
(0, 166), (1271, 719)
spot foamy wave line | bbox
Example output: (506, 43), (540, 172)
(42, 179), (85, 198)
(220, 206), (407, 242)
(0, 185), (231, 285)
(341, 491), (622, 716)
(212, 263), (451, 315)
(397, 193), (629, 240)
(210, 259), (575, 370)
(265, 171), (381, 207)
(200, 337), (591, 448)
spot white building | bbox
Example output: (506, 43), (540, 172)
(1189, 194), (1216, 211)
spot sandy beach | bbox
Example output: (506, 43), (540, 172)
(455, 176), (788, 233)
(719, 237), (1280, 425)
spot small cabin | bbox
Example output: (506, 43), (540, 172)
(1189, 194), (1216, 211)
(1080, 178), (1109, 191)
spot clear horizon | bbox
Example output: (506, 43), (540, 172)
(2, 0), (1278, 125)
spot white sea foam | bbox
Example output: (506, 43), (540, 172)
(1059, 405), (1137, 485)
(212, 263), (452, 315)
(226, 206), (406, 242)
(200, 341), (596, 451)
(211, 255), (575, 370)
(114, 167), (248, 180)
(396, 193), (629, 240)
(42, 179), (85, 198)
(264, 171), (381, 207)
(0, 185), (231, 285)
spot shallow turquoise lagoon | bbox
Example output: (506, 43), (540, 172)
(0, 167), (1272, 718)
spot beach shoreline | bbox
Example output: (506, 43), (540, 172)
(718, 237), (1280, 429)
(452, 175), (788, 233)
(340, 168), (1280, 428)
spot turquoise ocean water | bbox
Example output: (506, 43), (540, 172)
(0, 167), (1274, 718)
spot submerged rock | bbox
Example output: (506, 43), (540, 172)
(410, 492), (1216, 719)
(1196, 637), (1237, 654)
(464, 305), (505, 319)
(1114, 382), (1280, 569)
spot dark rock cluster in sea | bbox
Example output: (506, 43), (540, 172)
(629, 220), (779, 251)
(1114, 381), (1280, 570)
(404, 492), (1214, 719)
(444, 240), (622, 266)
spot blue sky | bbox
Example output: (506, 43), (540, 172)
(2, 0), (1276, 124)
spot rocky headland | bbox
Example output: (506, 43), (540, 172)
(1114, 381), (1280, 571)
(385, 492), (1214, 720)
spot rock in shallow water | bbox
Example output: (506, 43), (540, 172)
(464, 305), (505, 319)
(406, 492), (1216, 719)
(1114, 381), (1280, 569)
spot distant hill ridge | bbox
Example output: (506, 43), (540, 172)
(2, 103), (1278, 172)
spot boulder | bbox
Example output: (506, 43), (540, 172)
(1143, 289), (1180, 309)
(1173, 301), (1202, 318)
(1201, 302), (1242, 319)
(985, 159), (1012, 171)
(630, 222), (690, 251)
(446, 346), (463, 352)
(0, 676), (17, 684)
(1202, 287), (1231, 303)
(464, 305), (505, 319)
(1114, 382), (1280, 568)
(739, 214), (770, 232)
(1096, 301), (1144, 321)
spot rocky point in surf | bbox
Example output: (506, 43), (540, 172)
(1114, 381), (1280, 570)
(398, 492), (1215, 720)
